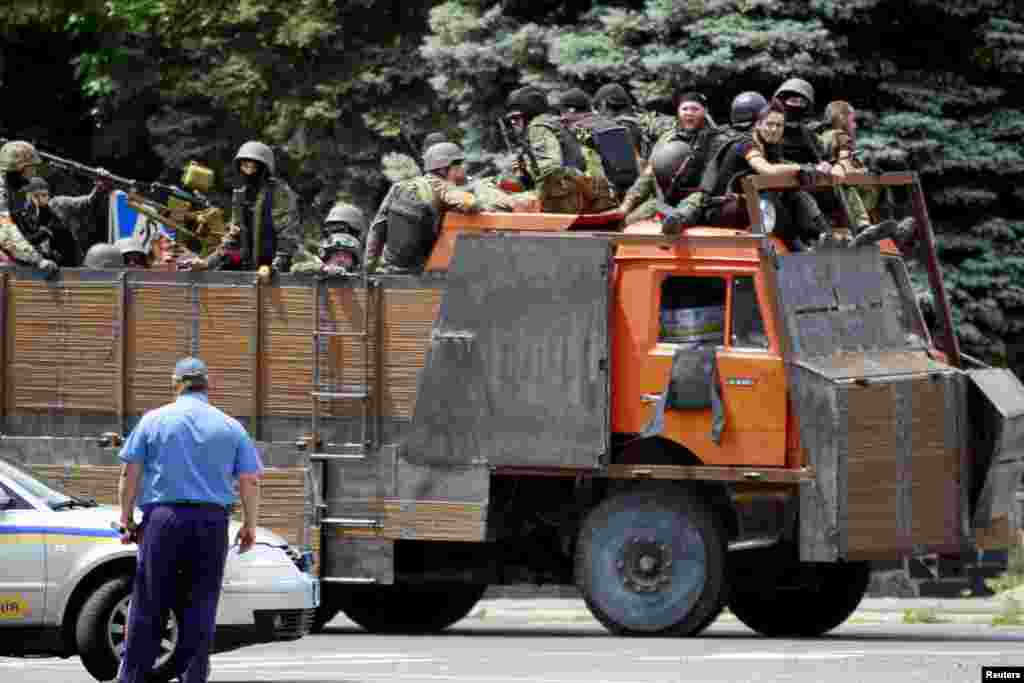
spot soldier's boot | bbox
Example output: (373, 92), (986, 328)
(850, 219), (900, 248)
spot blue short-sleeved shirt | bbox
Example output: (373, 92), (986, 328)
(118, 392), (263, 508)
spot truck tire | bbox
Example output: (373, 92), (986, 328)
(340, 583), (487, 634)
(729, 559), (870, 637)
(75, 574), (179, 683)
(575, 485), (727, 636)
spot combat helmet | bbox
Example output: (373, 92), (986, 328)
(506, 86), (549, 123)
(233, 141), (276, 176)
(421, 132), (448, 157)
(324, 203), (368, 236)
(730, 92), (769, 129)
(774, 78), (815, 109)
(559, 88), (592, 114)
(423, 142), (465, 173)
(83, 243), (124, 269)
(650, 140), (693, 195)
(0, 141), (42, 173)
(594, 83), (631, 110)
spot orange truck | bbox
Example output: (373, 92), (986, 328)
(1, 172), (1021, 638)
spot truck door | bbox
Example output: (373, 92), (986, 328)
(0, 484), (46, 625)
(715, 274), (788, 467)
(644, 273), (786, 467)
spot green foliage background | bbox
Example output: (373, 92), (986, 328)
(1, 0), (1023, 367)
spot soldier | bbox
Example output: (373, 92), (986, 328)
(0, 141), (59, 275)
(593, 83), (647, 160)
(292, 203), (367, 277)
(364, 142), (482, 273)
(504, 86), (596, 214)
(619, 91), (723, 226)
(20, 176), (109, 266)
(820, 100), (879, 227)
(557, 88), (623, 211)
(773, 78), (830, 167)
(186, 141), (299, 273)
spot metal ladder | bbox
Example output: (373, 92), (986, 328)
(308, 271), (382, 538)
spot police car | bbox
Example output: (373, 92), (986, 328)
(0, 457), (318, 682)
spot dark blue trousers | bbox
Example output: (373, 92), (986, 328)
(118, 504), (229, 683)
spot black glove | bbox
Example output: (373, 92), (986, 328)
(798, 164), (820, 186)
(272, 255), (291, 273)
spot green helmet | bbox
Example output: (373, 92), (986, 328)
(774, 78), (815, 108)
(233, 140), (276, 176)
(0, 141), (42, 173)
(423, 142), (465, 173)
(325, 203), (368, 235)
(83, 243), (124, 269)
(421, 132), (448, 156)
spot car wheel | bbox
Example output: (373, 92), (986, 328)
(340, 583), (487, 634)
(75, 575), (179, 682)
(575, 485), (727, 636)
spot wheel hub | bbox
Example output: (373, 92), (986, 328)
(618, 536), (673, 593)
(109, 596), (178, 670)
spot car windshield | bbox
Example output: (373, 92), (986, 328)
(0, 459), (73, 508)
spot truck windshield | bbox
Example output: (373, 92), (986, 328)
(0, 459), (73, 509)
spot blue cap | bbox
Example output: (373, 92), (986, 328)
(173, 357), (208, 381)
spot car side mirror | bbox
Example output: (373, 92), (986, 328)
(0, 489), (12, 510)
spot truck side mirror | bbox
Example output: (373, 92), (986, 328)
(0, 488), (12, 510)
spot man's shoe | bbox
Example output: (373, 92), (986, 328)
(851, 219), (899, 247)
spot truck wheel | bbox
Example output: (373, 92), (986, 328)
(75, 575), (179, 683)
(309, 605), (340, 634)
(575, 486), (727, 636)
(729, 559), (870, 637)
(340, 583), (487, 634)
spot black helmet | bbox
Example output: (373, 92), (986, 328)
(730, 91), (769, 128)
(594, 83), (631, 110)
(650, 140), (693, 195)
(559, 88), (592, 113)
(774, 78), (815, 109)
(506, 86), (549, 122)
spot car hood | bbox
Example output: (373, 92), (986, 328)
(69, 504), (289, 547)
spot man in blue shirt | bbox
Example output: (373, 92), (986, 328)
(116, 356), (263, 683)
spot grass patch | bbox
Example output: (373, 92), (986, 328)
(992, 596), (1024, 627)
(902, 607), (949, 624)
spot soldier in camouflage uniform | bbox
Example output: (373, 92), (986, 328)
(292, 203), (367, 277)
(505, 86), (600, 214)
(557, 88), (619, 213)
(819, 100), (879, 230)
(618, 91), (723, 226)
(0, 141), (59, 275)
(364, 142), (488, 273)
(186, 141), (300, 273)
(20, 176), (109, 266)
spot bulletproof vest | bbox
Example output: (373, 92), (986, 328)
(701, 132), (757, 198)
(385, 177), (439, 270)
(533, 117), (586, 173)
(780, 123), (825, 165)
(574, 114), (640, 195)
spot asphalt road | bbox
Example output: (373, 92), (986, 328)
(6, 613), (1024, 683)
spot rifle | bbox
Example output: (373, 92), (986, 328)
(498, 117), (540, 191)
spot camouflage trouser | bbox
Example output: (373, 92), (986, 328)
(625, 196), (659, 226)
(584, 177), (618, 214)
